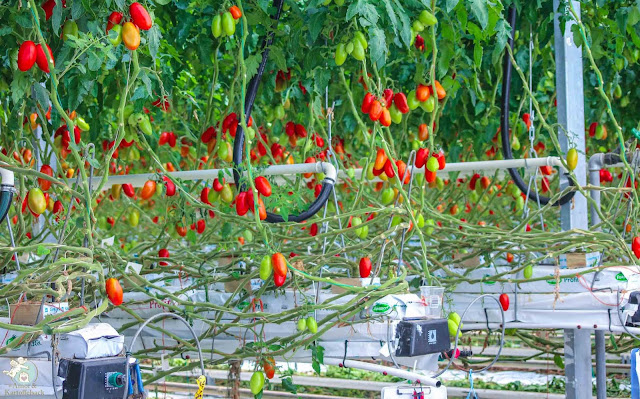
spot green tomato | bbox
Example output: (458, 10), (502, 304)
(436, 177), (444, 190)
(335, 43), (347, 66)
(354, 31), (368, 50)
(345, 41), (354, 54)
(419, 10), (438, 26)
(424, 218), (435, 235)
(297, 318), (307, 331)
(416, 213), (425, 229)
(407, 90), (420, 110)
(411, 140), (420, 151)
(218, 142), (229, 159)
(208, 189), (220, 204)
(347, 167), (356, 179)
(448, 312), (462, 326)
(260, 255), (273, 280)
(523, 265), (533, 279)
(391, 215), (402, 228)
(109, 25), (122, 46)
(613, 84), (622, 99)
(351, 39), (365, 61)
(412, 20), (425, 32)
(469, 190), (479, 203)
(381, 188), (395, 205)
(615, 57), (625, 71)
(123, 104), (135, 121)
(511, 134), (521, 151)
(138, 115), (152, 135)
(366, 164), (375, 180)
(274, 105), (285, 119)
(448, 319), (461, 337)
(220, 184), (234, 203)
(246, 127), (256, 140)
(222, 12), (235, 36)
(62, 20), (79, 41)
(389, 104), (403, 124)
(211, 14), (222, 38)
(76, 117), (90, 131)
(334, 0), (345, 5)
(515, 195), (525, 211)
(422, 96), (436, 113)
(323, 0), (332, 5)
(128, 209), (140, 227)
(249, 371), (265, 395)
(426, 157), (439, 172)
(97, 216), (108, 230)
(128, 113), (140, 128)
(306, 317), (318, 333)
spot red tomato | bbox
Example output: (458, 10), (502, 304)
(38, 164), (54, 191)
(272, 253), (287, 277)
(236, 192), (249, 216)
(499, 293), (509, 311)
(35, 44), (54, 73)
(107, 11), (124, 32)
(158, 248), (170, 266)
(273, 273), (286, 287)
(105, 278), (123, 305)
(359, 257), (372, 278)
(382, 88), (394, 108)
(263, 357), (276, 379)
(175, 224), (187, 237)
(129, 2), (153, 30)
(201, 126), (215, 143)
(416, 84), (431, 102)
(394, 92), (409, 114)
(229, 5), (242, 19)
(18, 41), (37, 72)
(361, 92), (374, 114)
(379, 107), (391, 127)
(255, 176), (272, 197)
(213, 178), (224, 192)
(196, 219), (205, 234)
(163, 176), (176, 197)
(368, 100), (383, 121)
(415, 148), (429, 169)
(122, 183), (135, 198)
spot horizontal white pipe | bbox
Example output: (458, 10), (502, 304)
(96, 162), (337, 190)
(461, 322), (640, 335)
(0, 165), (15, 187)
(343, 156), (563, 182)
(97, 156), (560, 190)
(323, 357), (441, 387)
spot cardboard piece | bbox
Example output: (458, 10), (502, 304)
(9, 302), (69, 326)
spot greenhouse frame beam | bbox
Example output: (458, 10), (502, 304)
(554, 1), (590, 398)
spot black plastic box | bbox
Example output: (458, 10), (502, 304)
(395, 318), (450, 357)
(58, 356), (127, 399)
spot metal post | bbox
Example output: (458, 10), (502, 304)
(595, 330), (607, 399)
(554, 1), (590, 398)
(564, 329), (593, 399)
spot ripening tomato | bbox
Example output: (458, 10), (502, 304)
(359, 257), (372, 278)
(374, 148), (387, 171)
(416, 84), (431, 102)
(105, 278), (123, 306)
(38, 164), (54, 191)
(28, 187), (47, 215)
(107, 11), (123, 32)
(263, 357), (276, 379)
(122, 22), (141, 51)
(130, 2), (153, 30)
(18, 41), (37, 72)
(418, 123), (429, 141)
(379, 107), (391, 126)
(128, 209), (140, 227)
(368, 100), (383, 121)
(272, 252), (287, 277)
(255, 176), (272, 197)
(140, 180), (156, 200)
(176, 224), (187, 237)
(433, 80), (446, 99)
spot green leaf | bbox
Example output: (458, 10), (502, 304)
(270, 46), (287, 72)
(369, 26), (387, 69)
(36, 245), (51, 256)
(221, 222), (232, 238)
(141, 73), (153, 98)
(11, 73), (30, 105)
(308, 9), (326, 42)
(313, 68), (331, 95)
(187, 229), (197, 244)
(88, 50), (104, 71)
(52, 1), (64, 35)
(391, 0), (412, 47)
(446, 0), (460, 13)
(71, 0), (85, 19)
(33, 84), (50, 112)
(42, 324), (53, 335)
(312, 360), (321, 374)
(473, 44), (483, 67)
(468, 0), (488, 30)
(0, 27), (12, 36)
(281, 377), (297, 394)
(245, 54), (262, 81)
(346, 0), (379, 25)
(148, 25), (162, 60)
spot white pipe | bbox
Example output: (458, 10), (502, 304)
(323, 357), (441, 387)
(461, 322), (640, 334)
(98, 156), (559, 190)
(96, 162), (337, 190)
(343, 156), (564, 182)
(0, 165), (15, 187)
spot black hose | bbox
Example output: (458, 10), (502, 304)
(500, 7), (575, 206)
(232, 0), (334, 223)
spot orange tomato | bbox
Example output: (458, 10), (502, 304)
(374, 148), (387, 171)
(416, 84), (431, 102)
(141, 180), (156, 200)
(433, 80), (446, 100)
(122, 22), (141, 51)
(418, 123), (429, 141)
(272, 253), (287, 277)
(105, 278), (123, 306)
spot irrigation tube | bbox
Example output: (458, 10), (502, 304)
(323, 357), (441, 387)
(98, 156), (557, 189)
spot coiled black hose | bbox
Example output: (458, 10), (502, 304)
(232, 0), (334, 223)
(500, 7), (575, 206)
